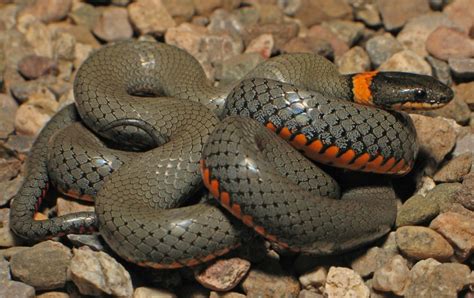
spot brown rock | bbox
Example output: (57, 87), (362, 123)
(56, 197), (95, 216)
(128, 0), (176, 36)
(162, 0), (195, 21)
(378, 50), (432, 75)
(430, 212), (474, 261)
(0, 280), (35, 298)
(14, 104), (53, 136)
(92, 7), (133, 42)
(133, 287), (176, 298)
(0, 94), (18, 139)
(352, 0), (381, 27)
(209, 291), (246, 298)
(336, 46), (370, 74)
(282, 36), (333, 58)
(243, 23), (299, 52)
(426, 26), (474, 60)
(19, 0), (72, 23)
(396, 194), (439, 227)
(298, 266), (327, 292)
(195, 258), (250, 291)
(36, 292), (70, 298)
(53, 32), (76, 62)
(372, 255), (410, 296)
(457, 172), (474, 210)
(25, 21), (53, 58)
(255, 4), (285, 25)
(69, 3), (100, 30)
(307, 25), (349, 57)
(321, 20), (365, 46)
(192, 0), (223, 15)
(377, 0), (431, 31)
(366, 33), (403, 68)
(18, 55), (57, 80)
(395, 226), (454, 261)
(433, 153), (473, 182)
(443, 0), (474, 33)
(325, 267), (370, 298)
(421, 90), (471, 125)
(0, 208), (23, 247)
(0, 158), (21, 183)
(453, 82), (474, 111)
(449, 57), (474, 79)
(292, 0), (352, 27)
(244, 34), (274, 59)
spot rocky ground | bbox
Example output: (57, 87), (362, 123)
(0, 0), (473, 297)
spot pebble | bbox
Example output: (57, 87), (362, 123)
(243, 23), (299, 52)
(430, 212), (474, 261)
(351, 0), (381, 27)
(325, 267), (369, 298)
(209, 291), (246, 298)
(255, 4), (285, 25)
(53, 32), (76, 61)
(10, 241), (72, 290)
(73, 43), (94, 70)
(372, 255), (410, 296)
(208, 9), (243, 37)
(396, 194), (439, 227)
(3, 134), (36, 155)
(422, 93), (471, 125)
(36, 292), (70, 298)
(0, 94), (18, 139)
(215, 53), (264, 83)
(395, 226), (454, 261)
(162, 0), (195, 22)
(377, 0), (431, 31)
(69, 247), (133, 297)
(0, 280), (36, 298)
(453, 82), (474, 111)
(425, 182), (463, 210)
(244, 34), (274, 59)
(433, 153), (473, 182)
(426, 26), (474, 60)
(9, 78), (54, 103)
(443, 0), (474, 33)
(193, 0), (224, 16)
(321, 20), (365, 46)
(378, 50), (432, 75)
(194, 258), (250, 291)
(426, 56), (452, 86)
(56, 197), (95, 216)
(292, 0), (352, 27)
(67, 234), (105, 251)
(457, 172), (474, 210)
(25, 21), (54, 58)
(282, 37), (333, 58)
(18, 55), (58, 80)
(335, 46), (370, 74)
(307, 25), (349, 57)
(365, 33), (403, 68)
(92, 6), (133, 42)
(0, 208), (22, 247)
(13, 103), (49, 135)
(350, 246), (396, 277)
(241, 259), (300, 297)
(449, 57), (474, 79)
(298, 266), (327, 292)
(0, 257), (10, 281)
(69, 3), (101, 30)
(128, 0), (176, 36)
(0, 158), (21, 183)
(19, 0), (72, 24)
(133, 287), (177, 298)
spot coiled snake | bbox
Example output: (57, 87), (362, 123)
(10, 41), (453, 269)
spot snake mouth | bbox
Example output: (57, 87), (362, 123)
(389, 101), (447, 110)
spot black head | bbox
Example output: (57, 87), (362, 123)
(369, 72), (454, 110)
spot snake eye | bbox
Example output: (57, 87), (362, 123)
(414, 89), (426, 101)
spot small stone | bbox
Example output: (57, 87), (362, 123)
(36, 292), (70, 298)
(457, 172), (474, 210)
(396, 194), (439, 227)
(0, 158), (21, 182)
(352, 1), (381, 26)
(395, 226), (454, 261)
(25, 21), (54, 58)
(243, 23), (299, 52)
(434, 153), (473, 182)
(307, 25), (349, 57)
(378, 50), (432, 75)
(0, 208), (22, 247)
(255, 4), (285, 25)
(0, 247), (30, 261)
(422, 93), (471, 125)
(133, 287), (176, 298)
(426, 56), (452, 86)
(430, 212), (474, 261)
(215, 53), (264, 83)
(56, 197), (95, 216)
(377, 0), (431, 31)
(325, 267), (369, 298)
(10, 241), (72, 290)
(426, 182), (463, 210)
(53, 32), (76, 61)
(92, 6), (133, 42)
(372, 255), (410, 296)
(192, 0), (223, 15)
(449, 57), (474, 79)
(209, 291), (246, 298)
(426, 26), (474, 60)
(128, 0), (176, 36)
(0, 175), (24, 207)
(443, 0), (474, 33)
(0, 94), (18, 139)
(241, 259), (300, 297)
(162, 0), (195, 21)
(365, 33), (403, 68)
(195, 258), (251, 292)
(14, 97), (57, 136)
(4, 135), (35, 154)
(208, 9), (243, 37)
(244, 34), (274, 59)
(0, 280), (35, 298)
(233, 6), (259, 29)
(298, 266), (327, 292)
(336, 46), (370, 74)
(409, 258), (441, 280)
(321, 20), (365, 46)
(61, 25), (100, 48)
(453, 82), (474, 111)
(70, 3), (100, 30)
(0, 256), (10, 281)
(19, 0), (72, 23)
(292, 0), (352, 27)
(74, 43), (94, 70)
(18, 55), (57, 80)
(350, 247), (397, 278)
(415, 176), (436, 196)
(282, 37), (333, 58)
(10, 78), (55, 103)
(69, 247), (133, 297)
(67, 234), (104, 251)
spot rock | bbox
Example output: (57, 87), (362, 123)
(209, 291), (246, 298)
(0, 257), (9, 281)
(325, 267), (369, 298)
(56, 197), (95, 216)
(244, 34), (274, 59)
(378, 50), (432, 75)
(430, 212), (474, 261)
(128, 0), (176, 36)
(307, 25), (349, 57)
(351, 0), (382, 26)
(10, 241), (72, 290)
(133, 287), (177, 298)
(14, 100), (56, 136)
(426, 56), (452, 86)
(0, 208), (22, 247)
(9, 78), (54, 103)
(74, 43), (94, 70)
(457, 172), (474, 210)
(243, 23), (299, 52)
(60, 25), (100, 48)
(397, 12), (459, 58)
(449, 57), (474, 79)
(53, 32), (76, 61)
(36, 292), (70, 298)
(377, 0), (431, 31)
(208, 9), (243, 37)
(162, 0), (195, 21)
(0, 175), (24, 207)
(194, 258), (250, 291)
(69, 247), (133, 297)
(426, 182), (463, 210)
(365, 33), (403, 67)
(0, 158), (21, 183)
(396, 194), (439, 227)
(410, 114), (457, 173)
(298, 266), (327, 292)
(426, 26), (474, 60)
(336, 46), (370, 74)
(254, 4), (285, 25)
(453, 82), (474, 111)
(409, 258), (441, 280)
(18, 55), (57, 80)
(25, 21), (54, 58)
(321, 20), (365, 46)
(415, 176), (436, 196)
(282, 36), (333, 58)
(405, 262), (472, 298)
(3, 135), (35, 155)
(395, 226), (454, 261)
(241, 259), (300, 297)
(233, 6), (259, 28)
(192, 0), (223, 15)
(0, 94), (18, 139)
(0, 247), (30, 261)
(422, 93), (471, 125)
(292, 0), (352, 27)
(443, 0), (474, 33)
(67, 234), (105, 251)
(350, 247), (397, 278)
(215, 53), (264, 83)
(0, 280), (35, 298)
(69, 3), (100, 30)
(433, 153), (473, 182)
(19, 0), (72, 23)
(372, 255), (410, 296)
(92, 6), (133, 42)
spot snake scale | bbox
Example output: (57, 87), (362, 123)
(10, 41), (453, 269)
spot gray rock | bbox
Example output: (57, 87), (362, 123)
(307, 25), (349, 58)
(3, 134), (35, 154)
(351, 0), (382, 27)
(10, 240), (72, 290)
(69, 3), (100, 30)
(0, 175), (23, 207)
(0, 158), (21, 183)
(395, 226), (454, 261)
(396, 194), (439, 227)
(0, 208), (23, 247)
(350, 247), (397, 278)
(325, 267), (369, 298)
(233, 6), (259, 29)
(244, 34), (274, 59)
(372, 255), (410, 296)
(365, 33), (403, 68)
(378, 50), (432, 75)
(208, 9), (243, 37)
(298, 266), (327, 292)
(18, 0), (72, 23)
(434, 153), (473, 182)
(457, 172), (474, 210)
(128, 0), (176, 36)
(426, 26), (474, 61)
(449, 57), (474, 79)
(426, 56), (452, 86)
(18, 55), (58, 80)
(421, 93), (471, 125)
(215, 53), (264, 84)
(0, 94), (18, 139)
(92, 6), (133, 42)
(69, 247), (133, 297)
(377, 0), (431, 31)
(195, 258), (251, 291)
(321, 20), (365, 46)
(0, 280), (35, 298)
(243, 22), (299, 52)
(426, 182), (463, 210)
(336, 46), (370, 74)
(282, 37), (333, 58)
(0, 257), (10, 281)
(67, 234), (104, 251)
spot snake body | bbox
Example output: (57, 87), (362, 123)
(10, 41), (453, 268)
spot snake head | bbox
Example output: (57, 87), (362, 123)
(366, 72), (454, 110)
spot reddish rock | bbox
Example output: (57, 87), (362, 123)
(433, 153), (473, 183)
(292, 0), (352, 27)
(307, 25), (349, 57)
(443, 0), (474, 33)
(336, 46), (370, 74)
(19, 0), (72, 23)
(92, 7), (132, 42)
(377, 0), (431, 31)
(244, 34), (274, 59)
(195, 258), (250, 291)
(18, 55), (57, 80)
(378, 50), (431, 75)
(426, 26), (474, 60)
(128, 0), (176, 36)
(243, 23), (299, 52)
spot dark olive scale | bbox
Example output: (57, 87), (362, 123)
(10, 41), (454, 268)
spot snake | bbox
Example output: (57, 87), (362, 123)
(10, 41), (453, 269)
